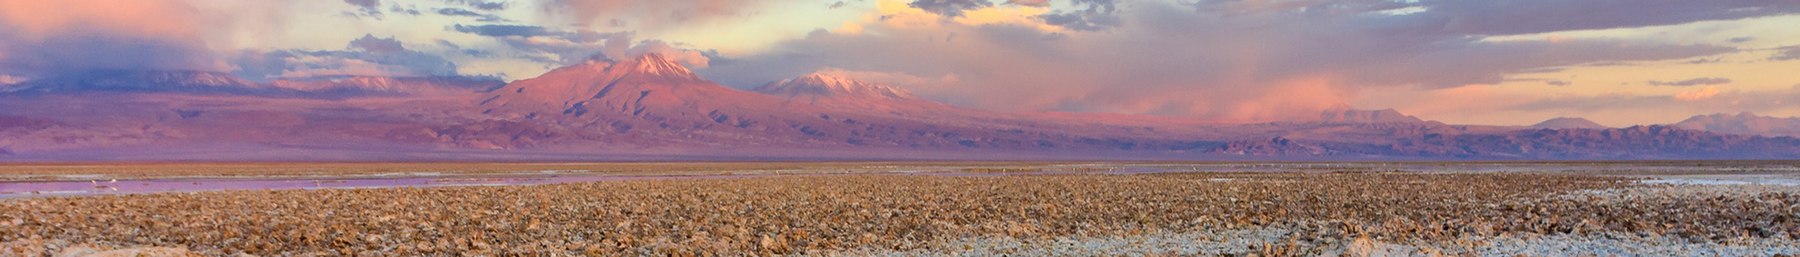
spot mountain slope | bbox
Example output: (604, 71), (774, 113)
(1674, 112), (1800, 138)
(753, 72), (952, 112)
(1531, 117), (1609, 129)
(462, 54), (1206, 152)
(268, 76), (503, 97)
(1316, 106), (1430, 124)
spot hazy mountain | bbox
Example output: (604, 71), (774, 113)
(462, 54), (1211, 152)
(1, 70), (271, 94)
(1531, 117), (1609, 129)
(753, 72), (953, 112)
(1673, 112), (1800, 138)
(0, 55), (1795, 161)
(0, 70), (502, 98)
(1316, 106), (1431, 124)
(267, 76), (504, 97)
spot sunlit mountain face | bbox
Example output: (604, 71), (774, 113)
(1, 0), (1798, 161)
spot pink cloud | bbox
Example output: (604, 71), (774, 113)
(548, 0), (771, 30)
(0, 0), (226, 75)
(1674, 86), (1722, 101)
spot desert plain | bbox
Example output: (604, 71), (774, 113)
(1, 161), (1799, 256)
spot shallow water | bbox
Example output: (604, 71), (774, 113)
(5, 162), (1796, 199)
(1639, 177), (1800, 186)
(0, 174), (758, 199)
(0, 167), (1200, 199)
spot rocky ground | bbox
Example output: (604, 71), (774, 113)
(2, 171), (1798, 256)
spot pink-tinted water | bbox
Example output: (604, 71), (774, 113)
(0, 174), (755, 199)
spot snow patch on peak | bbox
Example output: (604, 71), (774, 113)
(624, 53), (699, 80)
(756, 72), (916, 100)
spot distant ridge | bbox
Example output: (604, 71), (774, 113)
(1316, 106), (1431, 124)
(1674, 112), (1800, 137)
(1532, 117), (1609, 129)
(0, 70), (501, 97)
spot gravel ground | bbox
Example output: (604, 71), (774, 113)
(4, 172), (1798, 256)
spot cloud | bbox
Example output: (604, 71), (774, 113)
(444, 0), (507, 11)
(909, 0), (995, 17)
(448, 23), (710, 67)
(1546, 80), (1571, 87)
(1648, 77), (1732, 87)
(699, 0), (1777, 122)
(343, 0), (384, 19)
(452, 24), (555, 37)
(0, 0), (226, 77)
(450, 24), (634, 65)
(1006, 0), (1050, 7)
(830, 2), (848, 9)
(230, 34), (461, 80)
(1773, 45), (1800, 61)
(624, 41), (711, 68)
(1037, 0), (1121, 31)
(347, 34), (406, 53)
(437, 8), (485, 17)
(1184, 0), (1800, 36)
(344, 0), (379, 9)
(545, 0), (773, 30)
(1674, 86), (1722, 101)
(390, 5), (423, 15)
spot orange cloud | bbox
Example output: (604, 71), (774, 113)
(1674, 86), (1721, 101)
(1221, 75), (1354, 122)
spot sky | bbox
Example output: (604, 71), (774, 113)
(0, 0), (1797, 126)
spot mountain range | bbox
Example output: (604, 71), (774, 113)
(1, 54), (1796, 161)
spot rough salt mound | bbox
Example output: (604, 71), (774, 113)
(1531, 117), (1609, 129)
(54, 246), (201, 257)
(1674, 112), (1800, 137)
